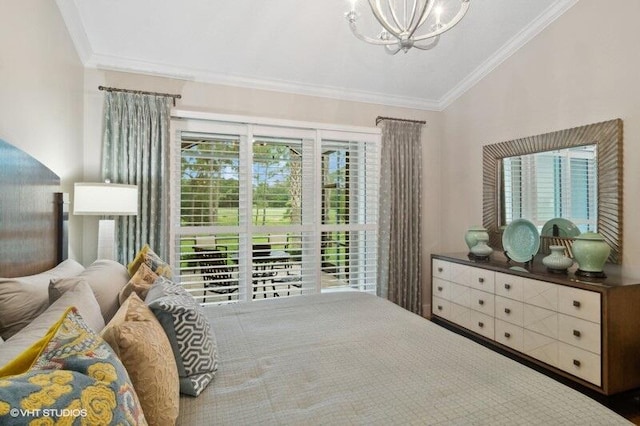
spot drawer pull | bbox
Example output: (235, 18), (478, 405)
(504, 332), (511, 339)
(437, 286), (443, 292)
(573, 300), (581, 308)
(478, 299), (484, 306)
(438, 267), (443, 273)
(573, 329), (581, 338)
(437, 305), (443, 311)
(504, 308), (511, 314)
(573, 359), (581, 368)
(504, 283), (511, 290)
(478, 277), (485, 283)
(478, 321), (484, 328)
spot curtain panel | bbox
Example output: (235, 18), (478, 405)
(101, 92), (172, 264)
(377, 120), (423, 315)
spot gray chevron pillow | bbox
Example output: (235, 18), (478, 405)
(146, 276), (218, 396)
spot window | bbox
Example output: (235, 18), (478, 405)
(503, 146), (597, 231)
(169, 114), (380, 304)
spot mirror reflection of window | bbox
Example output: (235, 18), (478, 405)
(502, 145), (597, 232)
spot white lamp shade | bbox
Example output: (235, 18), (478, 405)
(74, 182), (138, 216)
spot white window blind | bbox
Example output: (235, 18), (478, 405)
(170, 116), (380, 305)
(503, 146), (597, 231)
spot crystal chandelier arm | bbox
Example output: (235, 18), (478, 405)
(368, 0), (402, 37)
(412, 35), (440, 50)
(408, 0), (435, 39)
(386, 0), (415, 34)
(384, 44), (404, 55)
(348, 18), (402, 45)
(412, 0), (470, 41)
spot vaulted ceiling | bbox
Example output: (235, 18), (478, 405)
(56, 0), (577, 111)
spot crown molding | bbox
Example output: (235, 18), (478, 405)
(438, 0), (579, 109)
(56, 0), (93, 64)
(86, 54), (442, 111)
(57, 0), (577, 112)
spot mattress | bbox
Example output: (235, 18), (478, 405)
(178, 292), (630, 425)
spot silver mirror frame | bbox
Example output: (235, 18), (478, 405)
(482, 119), (623, 264)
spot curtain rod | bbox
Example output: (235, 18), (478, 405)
(375, 116), (426, 126)
(98, 85), (182, 106)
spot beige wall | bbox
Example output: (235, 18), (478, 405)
(0, 1), (85, 261)
(441, 0), (640, 279)
(83, 70), (442, 309)
(14, 0), (631, 311)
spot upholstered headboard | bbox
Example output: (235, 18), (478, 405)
(0, 139), (68, 277)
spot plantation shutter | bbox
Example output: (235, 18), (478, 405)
(170, 115), (380, 305)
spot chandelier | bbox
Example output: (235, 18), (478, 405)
(346, 0), (471, 54)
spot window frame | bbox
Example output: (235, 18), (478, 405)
(169, 110), (381, 303)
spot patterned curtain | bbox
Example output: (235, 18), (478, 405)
(377, 120), (423, 315)
(101, 92), (172, 264)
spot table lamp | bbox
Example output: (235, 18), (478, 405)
(74, 181), (138, 260)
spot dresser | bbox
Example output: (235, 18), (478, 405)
(431, 253), (640, 395)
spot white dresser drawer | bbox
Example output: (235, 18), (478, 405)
(523, 329), (559, 367)
(449, 282), (471, 307)
(468, 310), (494, 340)
(523, 304), (558, 339)
(469, 288), (495, 316)
(449, 303), (471, 329)
(450, 262), (472, 286)
(432, 296), (450, 319)
(469, 267), (495, 293)
(558, 314), (601, 355)
(558, 342), (602, 386)
(495, 272), (524, 301)
(558, 286), (601, 324)
(495, 319), (524, 352)
(432, 277), (450, 300)
(495, 296), (524, 327)
(432, 259), (451, 281)
(522, 278), (558, 311)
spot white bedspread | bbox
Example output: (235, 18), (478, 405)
(178, 292), (630, 425)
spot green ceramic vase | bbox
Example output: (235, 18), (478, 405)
(470, 234), (493, 258)
(572, 232), (611, 274)
(465, 226), (489, 250)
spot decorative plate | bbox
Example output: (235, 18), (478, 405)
(541, 218), (581, 238)
(502, 219), (540, 263)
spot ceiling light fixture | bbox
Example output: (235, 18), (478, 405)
(346, 0), (471, 54)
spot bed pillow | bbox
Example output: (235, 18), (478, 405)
(127, 244), (173, 278)
(118, 262), (159, 305)
(101, 293), (179, 425)
(0, 259), (85, 340)
(0, 307), (147, 425)
(0, 281), (105, 368)
(50, 259), (129, 323)
(146, 276), (218, 396)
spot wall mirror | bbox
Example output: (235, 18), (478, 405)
(482, 119), (623, 264)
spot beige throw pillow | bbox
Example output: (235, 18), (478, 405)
(118, 262), (159, 305)
(0, 259), (85, 340)
(101, 293), (180, 426)
(0, 280), (104, 367)
(50, 259), (129, 323)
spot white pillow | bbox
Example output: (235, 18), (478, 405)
(0, 259), (85, 340)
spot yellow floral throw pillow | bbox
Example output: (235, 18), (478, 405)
(0, 307), (147, 425)
(127, 244), (173, 279)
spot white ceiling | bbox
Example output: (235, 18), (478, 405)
(57, 0), (577, 111)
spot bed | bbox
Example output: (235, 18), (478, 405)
(0, 140), (633, 425)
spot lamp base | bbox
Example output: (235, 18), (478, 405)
(97, 219), (115, 260)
